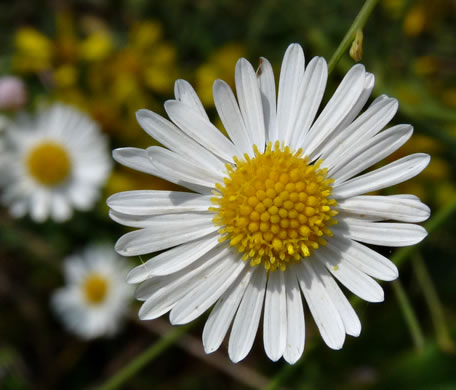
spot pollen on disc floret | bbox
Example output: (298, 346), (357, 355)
(211, 141), (338, 272)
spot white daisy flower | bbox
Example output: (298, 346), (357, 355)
(1, 103), (111, 222)
(108, 43), (430, 363)
(52, 244), (133, 339)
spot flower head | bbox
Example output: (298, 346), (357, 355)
(1, 103), (112, 222)
(52, 244), (133, 339)
(108, 43), (430, 363)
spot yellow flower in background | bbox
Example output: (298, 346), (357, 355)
(196, 43), (246, 106)
(403, 5), (426, 36)
(143, 42), (178, 94)
(13, 27), (53, 72)
(79, 31), (113, 62)
(54, 64), (78, 88)
(130, 21), (162, 49)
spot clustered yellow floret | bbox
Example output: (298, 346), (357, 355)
(211, 141), (338, 272)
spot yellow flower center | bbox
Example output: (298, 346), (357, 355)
(212, 142), (338, 272)
(26, 141), (71, 186)
(83, 273), (109, 305)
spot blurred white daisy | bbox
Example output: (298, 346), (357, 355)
(1, 103), (111, 222)
(52, 244), (133, 339)
(108, 43), (430, 363)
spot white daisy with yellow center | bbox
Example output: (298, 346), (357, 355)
(51, 244), (133, 339)
(108, 43), (430, 363)
(1, 103), (111, 222)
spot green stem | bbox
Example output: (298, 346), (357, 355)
(412, 253), (455, 352)
(392, 279), (425, 351)
(327, 0), (380, 74)
(96, 323), (195, 390)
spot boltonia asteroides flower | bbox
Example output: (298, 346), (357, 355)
(108, 43), (430, 363)
(1, 103), (111, 222)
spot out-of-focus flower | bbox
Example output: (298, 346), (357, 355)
(196, 43), (246, 106)
(13, 27), (54, 72)
(0, 76), (27, 111)
(403, 5), (426, 36)
(79, 31), (113, 62)
(54, 65), (78, 88)
(52, 244), (133, 339)
(1, 103), (111, 222)
(108, 44), (430, 363)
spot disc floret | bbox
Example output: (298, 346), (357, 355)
(212, 141), (338, 271)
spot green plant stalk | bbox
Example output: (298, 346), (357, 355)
(327, 0), (380, 74)
(96, 322), (195, 390)
(412, 252), (455, 352)
(392, 279), (425, 351)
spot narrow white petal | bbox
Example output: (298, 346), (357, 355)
(170, 252), (246, 324)
(203, 268), (253, 353)
(295, 261), (345, 350)
(235, 58), (266, 152)
(337, 195), (430, 223)
(301, 64), (366, 158)
(321, 97), (398, 167)
(107, 190), (212, 216)
(165, 100), (237, 162)
(257, 57), (277, 142)
(314, 246), (384, 303)
(292, 56), (328, 147)
(329, 72), (375, 136)
(127, 232), (220, 283)
(136, 109), (225, 173)
(228, 267), (267, 363)
(283, 268), (305, 364)
(276, 43), (305, 144)
(113, 147), (155, 175)
(334, 219), (428, 247)
(213, 79), (251, 155)
(310, 257), (361, 337)
(138, 245), (227, 319)
(328, 236), (398, 281)
(332, 153), (431, 199)
(331, 125), (414, 184)
(174, 79), (209, 120)
(264, 270), (287, 361)
(147, 146), (223, 188)
(114, 217), (218, 256)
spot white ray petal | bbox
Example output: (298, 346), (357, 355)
(292, 56), (328, 147)
(336, 195), (430, 223)
(327, 236), (398, 281)
(264, 270), (287, 361)
(170, 251), (246, 324)
(311, 257), (361, 336)
(257, 57), (277, 143)
(127, 232), (220, 283)
(321, 97), (398, 167)
(334, 219), (428, 247)
(174, 79), (209, 120)
(332, 153), (431, 199)
(228, 267), (267, 363)
(331, 125), (413, 183)
(107, 190), (212, 216)
(283, 268), (305, 364)
(136, 109), (225, 173)
(235, 58), (266, 152)
(301, 64), (366, 158)
(165, 100), (237, 162)
(213, 79), (251, 155)
(276, 43), (305, 144)
(147, 146), (223, 188)
(295, 261), (345, 350)
(203, 267), (253, 353)
(115, 217), (218, 256)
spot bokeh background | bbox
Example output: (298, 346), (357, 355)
(1, 0), (456, 389)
